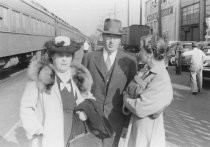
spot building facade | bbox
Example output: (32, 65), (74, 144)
(145, 0), (180, 41)
(180, 0), (210, 41)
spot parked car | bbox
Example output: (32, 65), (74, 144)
(167, 41), (194, 70)
(203, 46), (210, 82)
(180, 41), (195, 70)
(167, 41), (180, 66)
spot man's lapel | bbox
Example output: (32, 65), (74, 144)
(93, 50), (107, 82)
(108, 50), (124, 86)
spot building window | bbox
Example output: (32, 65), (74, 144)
(181, 3), (199, 26)
(0, 6), (9, 31)
(206, 0), (210, 18)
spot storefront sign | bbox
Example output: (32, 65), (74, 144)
(147, 6), (173, 22)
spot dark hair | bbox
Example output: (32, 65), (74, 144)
(142, 35), (167, 61)
(46, 50), (75, 63)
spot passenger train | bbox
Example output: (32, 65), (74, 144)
(0, 0), (87, 70)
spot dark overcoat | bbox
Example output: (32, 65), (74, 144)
(82, 48), (137, 146)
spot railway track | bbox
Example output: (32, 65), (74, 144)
(0, 63), (28, 83)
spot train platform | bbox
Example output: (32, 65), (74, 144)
(0, 66), (210, 147)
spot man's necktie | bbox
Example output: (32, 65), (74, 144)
(60, 82), (71, 92)
(106, 53), (112, 71)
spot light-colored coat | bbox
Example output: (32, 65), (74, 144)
(124, 62), (173, 147)
(20, 61), (89, 147)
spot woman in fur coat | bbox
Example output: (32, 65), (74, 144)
(20, 36), (93, 147)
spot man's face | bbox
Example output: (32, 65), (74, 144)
(103, 34), (121, 53)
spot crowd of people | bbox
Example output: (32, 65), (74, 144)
(20, 18), (174, 147)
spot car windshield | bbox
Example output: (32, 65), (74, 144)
(183, 44), (192, 50)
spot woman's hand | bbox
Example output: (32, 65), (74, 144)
(134, 75), (147, 90)
(149, 107), (165, 119)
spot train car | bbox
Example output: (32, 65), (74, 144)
(122, 25), (150, 53)
(0, 0), (87, 70)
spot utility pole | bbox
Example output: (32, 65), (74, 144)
(140, 0), (142, 25)
(127, 0), (130, 27)
(158, 0), (162, 36)
(114, 0), (116, 19)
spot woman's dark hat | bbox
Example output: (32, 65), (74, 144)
(45, 36), (81, 54)
(98, 18), (125, 36)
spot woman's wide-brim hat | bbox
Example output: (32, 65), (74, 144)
(45, 36), (82, 54)
(97, 18), (125, 36)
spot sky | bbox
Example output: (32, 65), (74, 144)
(36, 0), (146, 36)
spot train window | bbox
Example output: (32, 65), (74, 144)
(35, 19), (38, 34)
(46, 23), (49, 35)
(50, 25), (54, 36)
(0, 6), (9, 31)
(0, 6), (3, 30)
(11, 10), (21, 33)
(41, 21), (45, 35)
(31, 17), (36, 34)
(25, 15), (30, 34)
(42, 22), (46, 35)
(37, 19), (41, 34)
(22, 14), (30, 33)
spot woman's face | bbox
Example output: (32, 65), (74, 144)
(139, 47), (151, 64)
(52, 52), (73, 73)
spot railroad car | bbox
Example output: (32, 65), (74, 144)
(122, 25), (150, 53)
(0, 0), (87, 70)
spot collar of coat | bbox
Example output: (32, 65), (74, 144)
(27, 60), (93, 94)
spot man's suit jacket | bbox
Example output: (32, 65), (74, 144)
(82, 48), (137, 135)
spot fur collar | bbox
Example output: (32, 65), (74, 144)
(27, 60), (93, 94)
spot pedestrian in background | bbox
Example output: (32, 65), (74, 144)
(83, 40), (90, 53)
(20, 36), (91, 147)
(82, 18), (137, 147)
(182, 42), (206, 95)
(175, 44), (182, 75)
(123, 35), (173, 147)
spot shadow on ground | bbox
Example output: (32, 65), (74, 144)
(165, 66), (210, 147)
(0, 126), (30, 147)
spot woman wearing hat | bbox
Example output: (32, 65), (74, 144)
(20, 36), (94, 147)
(123, 35), (173, 147)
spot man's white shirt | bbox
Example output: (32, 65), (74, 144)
(103, 49), (117, 67)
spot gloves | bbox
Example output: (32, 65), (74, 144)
(76, 111), (87, 121)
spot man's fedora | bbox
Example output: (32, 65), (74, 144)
(45, 36), (82, 54)
(98, 18), (125, 36)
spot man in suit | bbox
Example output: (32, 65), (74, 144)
(82, 18), (137, 147)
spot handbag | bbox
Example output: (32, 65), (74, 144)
(74, 99), (114, 139)
(67, 119), (102, 147)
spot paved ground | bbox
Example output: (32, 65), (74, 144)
(0, 66), (210, 147)
(165, 67), (210, 147)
